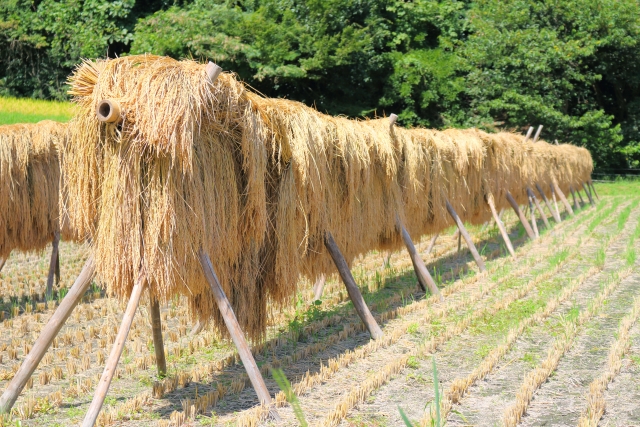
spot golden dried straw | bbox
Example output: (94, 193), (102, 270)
(64, 55), (593, 339)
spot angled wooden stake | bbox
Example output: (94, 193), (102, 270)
(523, 126), (534, 142)
(45, 232), (61, 300)
(149, 296), (167, 377)
(553, 181), (574, 216)
(550, 184), (562, 220)
(487, 194), (516, 259)
(0, 257), (95, 414)
(82, 270), (146, 427)
(577, 187), (586, 205)
(55, 251), (60, 285)
(506, 191), (536, 240)
(527, 188), (550, 229)
(536, 183), (561, 223)
(426, 233), (438, 255)
(325, 232), (384, 339)
(527, 195), (539, 238)
(582, 182), (595, 206)
(313, 274), (326, 301)
(532, 125), (543, 142)
(397, 220), (443, 300)
(190, 320), (205, 336)
(199, 250), (277, 409)
(457, 232), (462, 253)
(0, 256), (6, 274)
(589, 180), (600, 200)
(445, 200), (486, 272)
(570, 186), (581, 211)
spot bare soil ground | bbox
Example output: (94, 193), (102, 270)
(1, 185), (638, 427)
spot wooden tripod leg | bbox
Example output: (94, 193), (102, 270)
(589, 181), (600, 200)
(445, 200), (486, 272)
(149, 296), (167, 377)
(324, 232), (384, 339)
(55, 251), (60, 285)
(397, 221), (442, 300)
(190, 320), (205, 336)
(527, 188), (550, 229)
(199, 250), (276, 410)
(313, 274), (326, 301)
(536, 183), (561, 223)
(582, 182), (595, 206)
(506, 192), (536, 240)
(0, 256), (6, 274)
(570, 187), (580, 211)
(426, 233), (438, 255)
(457, 232), (462, 253)
(553, 182), (574, 216)
(550, 184), (562, 220)
(577, 187), (586, 205)
(82, 271), (146, 427)
(528, 195), (539, 238)
(487, 195), (516, 259)
(45, 232), (61, 300)
(0, 257), (95, 413)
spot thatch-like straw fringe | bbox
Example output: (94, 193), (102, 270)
(0, 121), (74, 259)
(64, 55), (593, 339)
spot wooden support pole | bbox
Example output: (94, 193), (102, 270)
(506, 191), (536, 240)
(570, 186), (581, 211)
(527, 188), (550, 229)
(45, 232), (60, 300)
(553, 182), (574, 216)
(149, 296), (167, 377)
(487, 195), (516, 259)
(444, 200), (486, 272)
(426, 233), (438, 255)
(457, 232), (462, 253)
(55, 251), (60, 285)
(0, 257), (95, 413)
(82, 270), (145, 427)
(589, 180), (600, 200)
(536, 183), (560, 223)
(324, 232), (384, 339)
(577, 187), (586, 205)
(382, 251), (392, 268)
(190, 320), (205, 336)
(0, 256), (6, 274)
(550, 184), (562, 221)
(199, 250), (277, 408)
(523, 126), (534, 142)
(532, 125), (543, 143)
(397, 220), (442, 300)
(582, 182), (595, 206)
(313, 274), (326, 301)
(527, 195), (539, 238)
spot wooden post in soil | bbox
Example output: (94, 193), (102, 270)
(527, 188), (550, 229)
(426, 233), (438, 255)
(444, 199), (486, 272)
(589, 180), (600, 200)
(582, 182), (595, 206)
(550, 184), (563, 221)
(149, 296), (167, 377)
(397, 220), (442, 300)
(198, 250), (278, 411)
(324, 232), (384, 339)
(536, 183), (561, 223)
(527, 194), (539, 238)
(506, 191), (536, 240)
(313, 274), (326, 301)
(553, 181), (574, 216)
(570, 187), (581, 211)
(82, 270), (146, 427)
(0, 257), (95, 413)
(486, 194), (516, 259)
(45, 232), (61, 300)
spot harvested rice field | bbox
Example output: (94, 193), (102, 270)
(0, 181), (638, 426)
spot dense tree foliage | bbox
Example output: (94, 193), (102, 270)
(2, 0), (639, 168)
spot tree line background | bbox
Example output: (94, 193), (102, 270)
(2, 0), (639, 169)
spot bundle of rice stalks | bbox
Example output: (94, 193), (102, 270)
(64, 54), (593, 339)
(0, 121), (74, 259)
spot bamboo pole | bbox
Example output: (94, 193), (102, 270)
(523, 126), (534, 142)
(324, 232), (384, 339)
(397, 220), (442, 300)
(45, 232), (61, 300)
(527, 195), (539, 238)
(550, 184), (562, 220)
(536, 183), (561, 223)
(532, 125), (543, 142)
(426, 233), (438, 255)
(445, 200), (486, 272)
(527, 188), (550, 229)
(582, 182), (595, 206)
(198, 250), (277, 407)
(149, 296), (167, 377)
(487, 195), (516, 259)
(553, 181), (574, 216)
(506, 191), (536, 240)
(313, 274), (326, 301)
(0, 257), (95, 413)
(82, 270), (145, 427)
